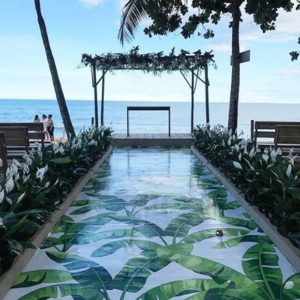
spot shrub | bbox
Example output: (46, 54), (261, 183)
(194, 124), (300, 248)
(0, 126), (112, 275)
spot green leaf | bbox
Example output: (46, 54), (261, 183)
(50, 157), (73, 164)
(182, 228), (250, 244)
(71, 266), (113, 290)
(217, 216), (258, 230)
(76, 229), (143, 245)
(144, 202), (196, 213)
(186, 287), (268, 300)
(114, 244), (192, 294)
(242, 243), (282, 299)
(137, 279), (231, 300)
(281, 273), (300, 299)
(214, 235), (271, 249)
(157, 251), (269, 298)
(92, 239), (160, 257)
(17, 284), (105, 300)
(46, 251), (99, 271)
(164, 213), (204, 240)
(128, 194), (160, 206)
(13, 270), (72, 288)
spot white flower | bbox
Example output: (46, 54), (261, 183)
(44, 181), (50, 188)
(23, 164), (30, 175)
(12, 159), (21, 167)
(88, 140), (97, 146)
(238, 153), (242, 161)
(0, 189), (4, 204)
(58, 145), (65, 154)
(23, 175), (30, 183)
(5, 177), (14, 193)
(277, 148), (282, 156)
(233, 161), (242, 170)
(52, 143), (59, 152)
(286, 164), (292, 177)
(227, 137), (232, 146)
(11, 164), (18, 176)
(249, 147), (255, 158)
(36, 165), (48, 181)
(270, 150), (277, 162)
(5, 167), (12, 179)
(262, 154), (269, 163)
(23, 154), (33, 166)
(17, 192), (26, 204)
(14, 173), (20, 182)
(284, 281), (294, 289)
(6, 196), (12, 205)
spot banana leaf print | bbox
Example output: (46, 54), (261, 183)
(6, 148), (300, 300)
(136, 279), (234, 300)
(242, 243), (283, 300)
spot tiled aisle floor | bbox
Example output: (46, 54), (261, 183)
(4, 148), (300, 300)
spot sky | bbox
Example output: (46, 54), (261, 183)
(0, 0), (298, 103)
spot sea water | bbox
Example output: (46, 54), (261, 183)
(1, 99), (300, 138)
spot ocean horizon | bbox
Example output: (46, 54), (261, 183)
(1, 99), (300, 138)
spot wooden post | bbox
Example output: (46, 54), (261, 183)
(204, 62), (210, 124)
(92, 64), (99, 128)
(168, 108), (171, 137)
(191, 70), (195, 134)
(127, 108), (129, 137)
(101, 69), (105, 126)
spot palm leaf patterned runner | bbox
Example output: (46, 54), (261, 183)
(5, 148), (300, 300)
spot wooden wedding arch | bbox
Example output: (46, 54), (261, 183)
(81, 47), (214, 133)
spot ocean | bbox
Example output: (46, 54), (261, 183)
(1, 99), (300, 139)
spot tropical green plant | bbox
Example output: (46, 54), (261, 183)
(119, 0), (295, 132)
(0, 126), (112, 275)
(194, 124), (300, 248)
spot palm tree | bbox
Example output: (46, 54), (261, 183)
(34, 0), (75, 139)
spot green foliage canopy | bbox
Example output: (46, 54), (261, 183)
(82, 46), (214, 73)
(121, 0), (295, 42)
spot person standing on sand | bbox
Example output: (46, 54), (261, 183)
(33, 115), (40, 123)
(42, 114), (50, 141)
(47, 114), (55, 142)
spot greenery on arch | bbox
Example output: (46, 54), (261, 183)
(81, 46), (215, 74)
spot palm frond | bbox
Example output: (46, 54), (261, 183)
(118, 0), (148, 45)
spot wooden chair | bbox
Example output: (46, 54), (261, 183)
(274, 125), (300, 154)
(0, 123), (45, 152)
(0, 126), (29, 160)
(0, 132), (8, 173)
(251, 120), (300, 148)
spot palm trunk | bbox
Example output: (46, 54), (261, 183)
(34, 0), (75, 139)
(228, 0), (241, 132)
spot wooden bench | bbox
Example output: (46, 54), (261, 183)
(0, 126), (29, 158)
(0, 123), (45, 152)
(275, 125), (300, 154)
(0, 132), (8, 173)
(251, 120), (300, 148)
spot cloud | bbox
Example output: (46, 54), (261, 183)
(275, 66), (300, 77)
(78, 0), (105, 7)
(206, 43), (231, 54)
